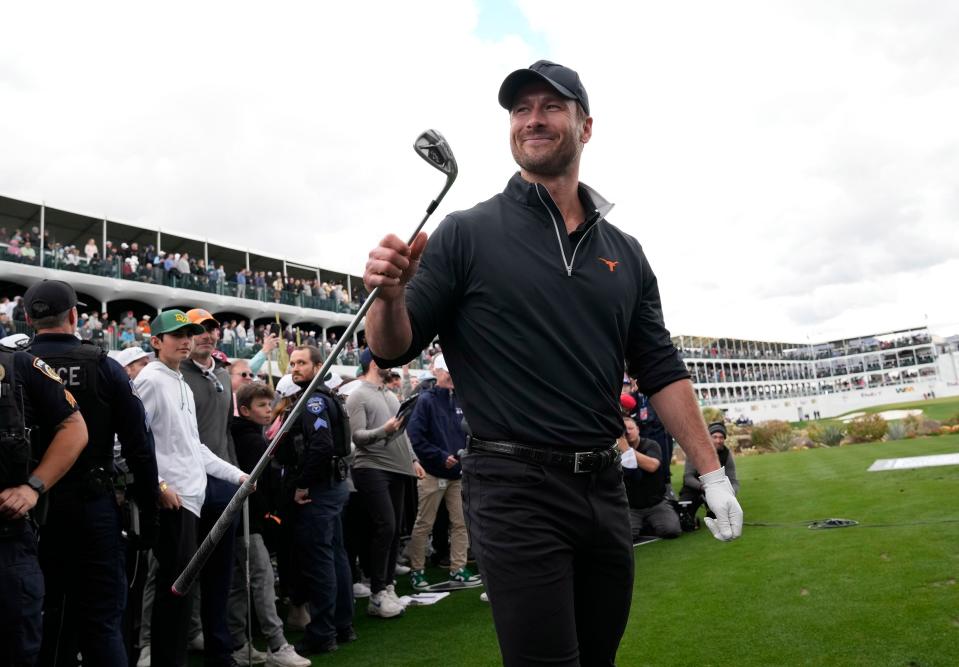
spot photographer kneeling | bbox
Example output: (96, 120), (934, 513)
(618, 416), (681, 540)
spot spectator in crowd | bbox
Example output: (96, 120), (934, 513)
(285, 346), (356, 656)
(84, 238), (99, 260)
(406, 354), (480, 590)
(228, 383), (311, 666)
(133, 310), (247, 667)
(114, 347), (152, 381)
(619, 416), (681, 540)
(179, 308), (241, 667)
(680, 422), (740, 521)
(346, 349), (425, 619)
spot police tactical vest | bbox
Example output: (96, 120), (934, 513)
(0, 349), (30, 490)
(33, 342), (114, 471)
(282, 385), (352, 465)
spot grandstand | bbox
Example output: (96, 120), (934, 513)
(676, 329), (959, 421)
(0, 192), (368, 350)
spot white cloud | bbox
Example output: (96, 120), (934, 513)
(1, 0), (957, 340)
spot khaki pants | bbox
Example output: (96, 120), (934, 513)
(408, 474), (468, 571)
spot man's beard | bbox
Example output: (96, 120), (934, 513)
(511, 130), (582, 177)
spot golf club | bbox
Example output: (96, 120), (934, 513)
(172, 129), (458, 596)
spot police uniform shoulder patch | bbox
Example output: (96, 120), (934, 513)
(0, 364), (5, 381)
(306, 395), (326, 415)
(33, 357), (64, 384)
(64, 389), (78, 409)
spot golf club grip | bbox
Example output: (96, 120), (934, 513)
(172, 138), (457, 595)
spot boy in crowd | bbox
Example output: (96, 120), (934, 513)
(228, 383), (310, 667)
(133, 310), (249, 667)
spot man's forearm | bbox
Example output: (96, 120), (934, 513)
(365, 298), (413, 360)
(648, 379), (720, 476)
(34, 413), (88, 489)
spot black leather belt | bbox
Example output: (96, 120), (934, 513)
(468, 437), (620, 474)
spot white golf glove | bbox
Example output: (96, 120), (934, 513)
(699, 467), (743, 541)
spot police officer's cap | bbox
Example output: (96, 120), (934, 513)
(23, 280), (86, 319)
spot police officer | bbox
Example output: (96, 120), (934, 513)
(0, 332), (88, 665)
(24, 279), (159, 666)
(284, 345), (355, 658)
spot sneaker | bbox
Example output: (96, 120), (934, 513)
(188, 634), (205, 652)
(480, 591), (489, 603)
(293, 638), (337, 657)
(286, 603), (310, 631)
(266, 643), (311, 667)
(233, 642), (268, 665)
(450, 567), (483, 587)
(409, 569), (430, 590)
(352, 581), (371, 599)
(336, 626), (358, 644)
(385, 583), (408, 607)
(136, 645), (151, 667)
(366, 590), (404, 618)
(394, 563), (411, 575)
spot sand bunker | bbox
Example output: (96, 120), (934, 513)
(840, 409), (922, 423)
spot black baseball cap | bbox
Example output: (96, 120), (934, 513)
(498, 60), (590, 115)
(23, 280), (86, 319)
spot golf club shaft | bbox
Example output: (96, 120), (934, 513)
(172, 172), (455, 596)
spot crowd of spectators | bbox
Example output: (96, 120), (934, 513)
(2, 226), (365, 313)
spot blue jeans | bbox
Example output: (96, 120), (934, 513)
(294, 481), (353, 644)
(39, 491), (127, 666)
(0, 521), (44, 665)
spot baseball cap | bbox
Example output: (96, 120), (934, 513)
(498, 60), (590, 115)
(152, 309), (205, 336)
(114, 347), (152, 367)
(432, 353), (449, 373)
(275, 374), (301, 398)
(211, 349), (231, 366)
(359, 348), (374, 369)
(23, 280), (86, 319)
(186, 308), (220, 327)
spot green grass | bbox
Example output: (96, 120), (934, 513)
(221, 436), (959, 666)
(792, 395), (959, 429)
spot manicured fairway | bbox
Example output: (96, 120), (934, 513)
(203, 435), (959, 666)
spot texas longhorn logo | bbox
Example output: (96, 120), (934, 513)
(598, 257), (619, 272)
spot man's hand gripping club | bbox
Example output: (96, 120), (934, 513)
(363, 232), (428, 360)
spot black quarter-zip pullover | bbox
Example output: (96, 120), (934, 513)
(373, 172), (689, 448)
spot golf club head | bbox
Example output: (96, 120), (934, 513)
(414, 129), (458, 181)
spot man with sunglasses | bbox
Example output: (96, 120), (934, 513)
(179, 308), (244, 667)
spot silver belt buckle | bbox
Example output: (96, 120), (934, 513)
(573, 451), (591, 474)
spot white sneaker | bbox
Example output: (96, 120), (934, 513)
(266, 643), (311, 667)
(385, 583), (408, 607)
(136, 645), (151, 667)
(352, 581), (371, 598)
(394, 563), (411, 575)
(286, 603), (310, 631)
(233, 642), (268, 665)
(366, 590), (404, 618)
(480, 591), (489, 603)
(188, 634), (205, 652)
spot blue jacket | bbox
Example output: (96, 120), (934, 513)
(407, 386), (465, 480)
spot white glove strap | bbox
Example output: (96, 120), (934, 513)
(699, 466), (727, 486)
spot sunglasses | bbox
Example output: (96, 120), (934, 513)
(234, 371), (255, 378)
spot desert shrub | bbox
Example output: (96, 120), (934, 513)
(702, 407), (724, 424)
(903, 415), (943, 437)
(885, 421), (908, 441)
(749, 420), (793, 450)
(942, 412), (959, 427)
(770, 430), (797, 452)
(847, 414), (887, 443)
(809, 423), (845, 447)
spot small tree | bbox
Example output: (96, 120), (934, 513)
(847, 414), (887, 443)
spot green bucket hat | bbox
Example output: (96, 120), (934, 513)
(152, 309), (205, 335)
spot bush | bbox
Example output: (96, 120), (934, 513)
(903, 415), (942, 437)
(942, 412), (959, 427)
(750, 420), (793, 450)
(847, 414), (887, 443)
(702, 407), (724, 424)
(770, 430), (797, 452)
(809, 423), (845, 447)
(886, 421), (908, 441)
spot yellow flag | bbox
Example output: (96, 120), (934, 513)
(276, 313), (289, 375)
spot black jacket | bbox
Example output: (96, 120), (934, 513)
(375, 173), (689, 447)
(231, 417), (270, 534)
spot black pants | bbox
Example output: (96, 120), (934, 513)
(343, 490), (373, 583)
(152, 508), (198, 667)
(38, 491), (127, 666)
(0, 521), (43, 666)
(351, 468), (406, 594)
(462, 452), (633, 667)
(198, 479), (239, 666)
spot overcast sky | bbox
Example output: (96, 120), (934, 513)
(2, 0), (957, 342)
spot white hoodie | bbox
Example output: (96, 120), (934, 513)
(134, 360), (244, 517)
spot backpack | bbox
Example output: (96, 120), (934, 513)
(316, 385), (352, 459)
